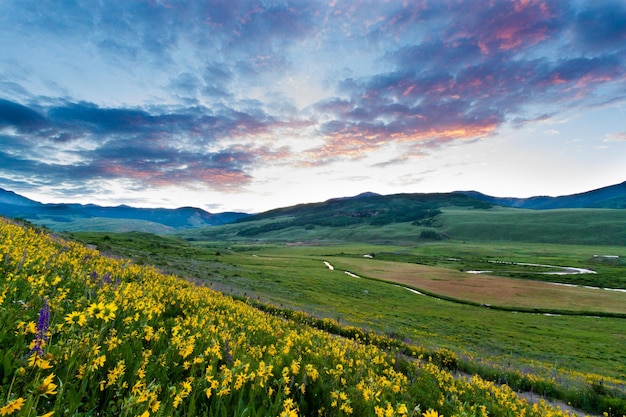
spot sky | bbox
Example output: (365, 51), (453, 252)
(1, 0), (625, 213)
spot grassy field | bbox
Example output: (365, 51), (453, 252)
(71, 231), (626, 390)
(12, 218), (626, 416)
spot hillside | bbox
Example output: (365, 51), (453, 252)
(4, 217), (612, 417)
(230, 192), (490, 235)
(182, 200), (626, 247)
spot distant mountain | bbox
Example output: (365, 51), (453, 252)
(0, 188), (40, 207)
(455, 181), (626, 209)
(0, 188), (249, 232)
(3, 181), (624, 233)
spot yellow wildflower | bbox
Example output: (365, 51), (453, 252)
(64, 311), (87, 327)
(27, 354), (52, 370)
(102, 302), (117, 322)
(37, 373), (58, 395)
(87, 302), (106, 319)
(0, 397), (25, 416)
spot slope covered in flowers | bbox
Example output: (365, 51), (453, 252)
(0, 219), (593, 416)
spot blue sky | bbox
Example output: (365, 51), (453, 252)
(1, 0), (625, 213)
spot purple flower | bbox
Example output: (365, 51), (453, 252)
(30, 298), (50, 357)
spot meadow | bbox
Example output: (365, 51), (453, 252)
(2, 217), (625, 416)
(67, 228), (626, 416)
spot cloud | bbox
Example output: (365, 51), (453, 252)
(573, 1), (626, 53)
(604, 131), (626, 142)
(0, 99), (47, 131)
(301, 0), (626, 165)
(0, 98), (296, 192)
(446, 0), (562, 54)
(2, 1), (626, 208)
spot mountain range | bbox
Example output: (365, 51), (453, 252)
(0, 188), (248, 232)
(0, 180), (624, 233)
(455, 181), (626, 209)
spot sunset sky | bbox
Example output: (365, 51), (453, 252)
(1, 0), (625, 213)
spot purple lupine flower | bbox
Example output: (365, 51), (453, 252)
(30, 297), (50, 357)
(101, 272), (112, 285)
(223, 338), (233, 365)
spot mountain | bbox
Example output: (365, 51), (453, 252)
(179, 189), (626, 246)
(0, 188), (249, 232)
(0, 188), (40, 207)
(2, 180), (624, 233)
(455, 181), (626, 209)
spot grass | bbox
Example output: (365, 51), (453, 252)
(71, 232), (626, 389)
(11, 218), (626, 416)
(439, 207), (626, 245)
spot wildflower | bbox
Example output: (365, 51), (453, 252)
(30, 298), (50, 358)
(64, 311), (87, 327)
(0, 397), (25, 415)
(90, 354), (106, 371)
(106, 360), (126, 388)
(105, 334), (121, 351)
(37, 373), (58, 395)
(87, 302), (106, 319)
(305, 364), (319, 381)
(423, 410), (442, 417)
(27, 353), (52, 370)
(101, 302), (117, 322)
(149, 398), (160, 413)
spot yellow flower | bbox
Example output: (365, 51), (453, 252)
(106, 360), (126, 388)
(90, 354), (106, 371)
(39, 411), (55, 417)
(27, 354), (52, 370)
(64, 311), (87, 327)
(37, 373), (58, 395)
(102, 302), (117, 322)
(87, 302), (106, 319)
(423, 410), (442, 417)
(0, 397), (25, 416)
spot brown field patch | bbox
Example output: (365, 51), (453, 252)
(333, 257), (626, 314)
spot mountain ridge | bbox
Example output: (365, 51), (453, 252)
(454, 180), (626, 209)
(0, 188), (249, 231)
(1, 180), (624, 232)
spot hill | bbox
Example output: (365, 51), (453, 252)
(0, 188), (248, 232)
(235, 191), (490, 229)
(182, 200), (626, 246)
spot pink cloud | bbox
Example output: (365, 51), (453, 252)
(604, 132), (626, 142)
